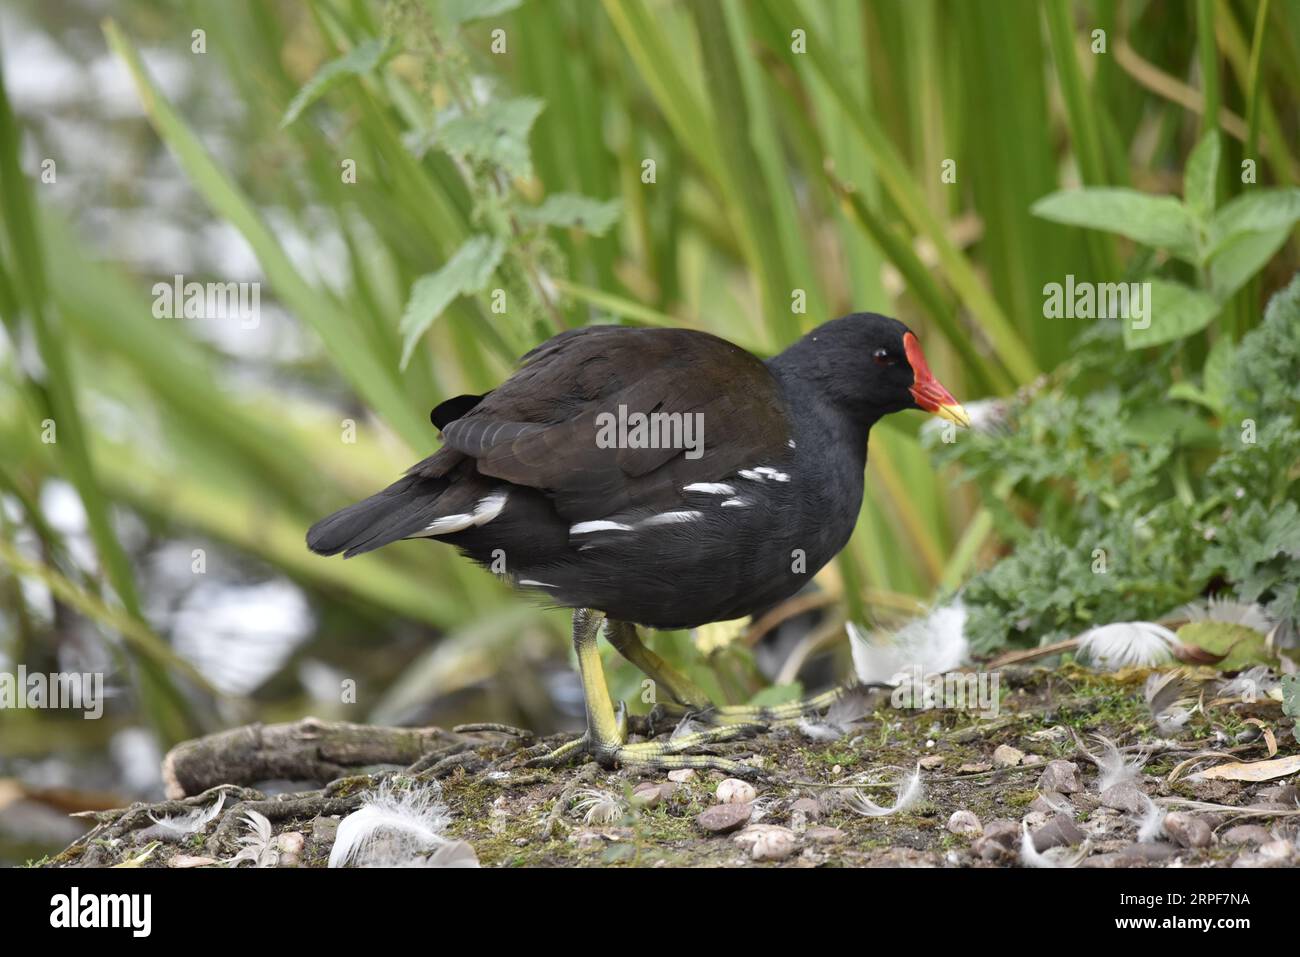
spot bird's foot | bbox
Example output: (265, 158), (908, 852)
(677, 682), (870, 728)
(526, 702), (765, 778)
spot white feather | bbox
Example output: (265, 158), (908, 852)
(1136, 794), (1166, 843)
(1090, 734), (1148, 791)
(1019, 822), (1087, 868)
(570, 520), (632, 534)
(329, 781), (472, 868)
(1078, 621), (1177, 670)
(845, 765), (923, 817)
(641, 510), (702, 526)
(1178, 595), (1275, 635)
(848, 601), (969, 685)
(683, 483), (734, 495)
(146, 792), (225, 837)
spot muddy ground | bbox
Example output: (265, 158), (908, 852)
(39, 665), (1300, 868)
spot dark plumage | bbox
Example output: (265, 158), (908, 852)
(307, 313), (967, 630)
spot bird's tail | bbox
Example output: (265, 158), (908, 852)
(306, 474), (450, 558)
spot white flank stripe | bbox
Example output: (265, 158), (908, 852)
(787, 439), (796, 449)
(754, 466), (791, 482)
(683, 482), (734, 494)
(570, 520), (633, 534)
(419, 490), (508, 536)
(721, 498), (748, 508)
(518, 579), (557, 588)
(641, 510), (702, 526)
(738, 469), (764, 482)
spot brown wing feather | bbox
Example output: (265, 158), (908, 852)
(423, 326), (790, 520)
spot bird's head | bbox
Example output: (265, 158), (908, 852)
(775, 312), (971, 429)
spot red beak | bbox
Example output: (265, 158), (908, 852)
(904, 332), (970, 427)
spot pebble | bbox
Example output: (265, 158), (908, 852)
(1163, 812), (1213, 849)
(716, 778), (757, 805)
(735, 824), (797, 861)
(1100, 781), (1148, 815)
(971, 819), (1019, 862)
(1030, 792), (1074, 816)
(1030, 814), (1085, 851)
(918, 755), (945, 769)
(696, 802), (752, 833)
(667, 769), (696, 783)
(992, 745), (1024, 768)
(1022, 754), (1045, 766)
(790, 797), (822, 821)
(1221, 824), (1270, 845)
(632, 781), (676, 807)
(947, 810), (982, 837)
(805, 826), (846, 844)
(957, 762), (992, 774)
(1037, 760), (1080, 794)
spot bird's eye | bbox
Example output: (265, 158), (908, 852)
(872, 348), (893, 366)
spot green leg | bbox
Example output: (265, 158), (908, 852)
(527, 609), (762, 777)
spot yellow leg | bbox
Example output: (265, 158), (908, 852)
(604, 620), (713, 709)
(527, 609), (763, 777)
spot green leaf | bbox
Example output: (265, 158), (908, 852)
(399, 235), (505, 369)
(281, 37), (394, 128)
(1122, 278), (1220, 349)
(1283, 675), (1300, 740)
(1201, 333), (1234, 413)
(438, 97), (544, 180)
(517, 194), (622, 235)
(1032, 188), (1199, 262)
(443, 0), (521, 26)
(1183, 130), (1220, 223)
(1176, 622), (1272, 672)
(1209, 224), (1291, 300)
(1207, 187), (1300, 253)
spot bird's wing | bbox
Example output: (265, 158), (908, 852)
(414, 326), (792, 520)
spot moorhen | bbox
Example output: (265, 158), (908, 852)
(308, 312), (968, 774)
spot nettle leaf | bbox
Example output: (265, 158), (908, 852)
(437, 97), (544, 180)
(1032, 188), (1199, 263)
(399, 236), (506, 369)
(1208, 187), (1300, 255)
(281, 37), (395, 128)
(1122, 278), (1220, 349)
(517, 194), (622, 236)
(1183, 130), (1220, 224)
(443, 0), (521, 26)
(1209, 224), (1292, 300)
(1201, 333), (1234, 412)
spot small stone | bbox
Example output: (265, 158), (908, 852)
(918, 755), (945, 770)
(735, 824), (798, 862)
(831, 764), (843, 775)
(168, 855), (218, 868)
(716, 778), (757, 805)
(1100, 781), (1148, 815)
(790, 797), (822, 821)
(667, 769), (696, 783)
(276, 831), (305, 856)
(696, 802), (752, 833)
(1030, 792), (1074, 816)
(1163, 812), (1213, 849)
(971, 819), (1018, 861)
(805, 826), (846, 844)
(1116, 842), (1180, 863)
(1221, 824), (1270, 845)
(632, 781), (675, 807)
(310, 816), (339, 845)
(957, 762), (992, 775)
(992, 745), (1024, 768)
(1022, 754), (1045, 766)
(1031, 814), (1085, 851)
(1037, 760), (1080, 794)
(947, 810), (982, 837)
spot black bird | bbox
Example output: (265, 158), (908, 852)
(308, 313), (968, 774)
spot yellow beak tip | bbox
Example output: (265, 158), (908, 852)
(937, 403), (972, 429)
